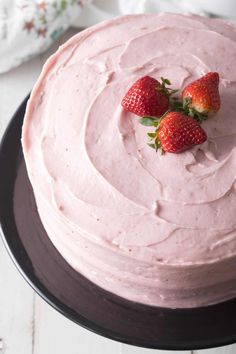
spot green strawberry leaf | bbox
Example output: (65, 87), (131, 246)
(170, 99), (183, 111)
(189, 108), (195, 118)
(182, 97), (208, 123)
(139, 117), (158, 126)
(194, 110), (208, 123)
(147, 143), (156, 149)
(161, 77), (171, 85)
(154, 137), (161, 152)
(183, 97), (192, 109)
(147, 132), (156, 138)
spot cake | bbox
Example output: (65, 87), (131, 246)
(22, 13), (236, 308)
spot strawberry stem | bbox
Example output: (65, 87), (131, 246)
(157, 77), (179, 99)
(161, 77), (171, 85)
(170, 99), (183, 111)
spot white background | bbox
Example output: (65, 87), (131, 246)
(0, 29), (236, 354)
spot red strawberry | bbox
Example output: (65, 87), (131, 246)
(157, 112), (207, 153)
(182, 72), (220, 115)
(121, 76), (169, 117)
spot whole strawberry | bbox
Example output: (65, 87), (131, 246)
(121, 76), (170, 117)
(182, 72), (220, 118)
(157, 112), (207, 153)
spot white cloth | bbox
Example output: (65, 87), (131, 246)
(0, 0), (234, 73)
(0, 0), (85, 73)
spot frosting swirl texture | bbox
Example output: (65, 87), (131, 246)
(22, 13), (236, 308)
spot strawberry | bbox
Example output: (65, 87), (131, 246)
(145, 112), (207, 153)
(121, 76), (173, 117)
(182, 72), (220, 118)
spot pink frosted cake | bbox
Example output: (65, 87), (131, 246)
(22, 13), (236, 308)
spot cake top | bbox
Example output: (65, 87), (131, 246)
(22, 13), (236, 265)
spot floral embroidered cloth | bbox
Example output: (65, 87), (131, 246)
(0, 0), (87, 73)
(0, 0), (231, 73)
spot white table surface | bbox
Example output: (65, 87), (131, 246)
(0, 29), (236, 354)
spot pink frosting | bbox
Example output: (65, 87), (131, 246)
(22, 13), (236, 308)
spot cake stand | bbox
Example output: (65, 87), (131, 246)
(1, 96), (236, 350)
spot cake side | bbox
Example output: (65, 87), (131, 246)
(22, 13), (236, 308)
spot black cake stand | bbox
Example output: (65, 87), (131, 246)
(0, 96), (236, 351)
